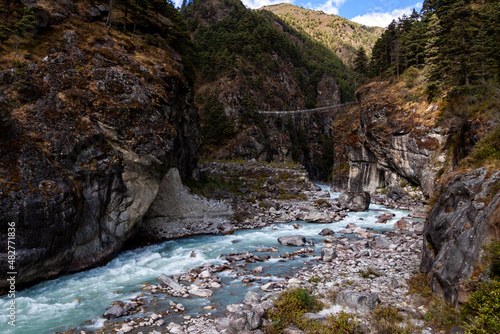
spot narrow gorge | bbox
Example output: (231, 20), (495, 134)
(0, 0), (499, 333)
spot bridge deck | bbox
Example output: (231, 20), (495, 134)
(256, 102), (355, 115)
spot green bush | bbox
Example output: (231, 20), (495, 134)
(359, 267), (381, 279)
(266, 288), (322, 334)
(466, 126), (500, 168)
(266, 288), (359, 333)
(370, 306), (411, 334)
(461, 281), (500, 334)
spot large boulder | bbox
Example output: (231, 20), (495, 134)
(338, 192), (371, 211)
(301, 210), (333, 223)
(320, 247), (337, 262)
(335, 290), (380, 314)
(278, 235), (307, 246)
(421, 168), (500, 306)
(104, 305), (126, 319)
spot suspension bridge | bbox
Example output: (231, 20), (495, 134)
(256, 101), (356, 115)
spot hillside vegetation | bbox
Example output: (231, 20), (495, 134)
(180, 0), (356, 180)
(366, 0), (500, 172)
(262, 3), (384, 66)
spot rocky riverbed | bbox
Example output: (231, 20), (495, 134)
(69, 183), (432, 334)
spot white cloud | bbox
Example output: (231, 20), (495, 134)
(351, 2), (422, 27)
(241, 0), (295, 9)
(313, 0), (346, 15)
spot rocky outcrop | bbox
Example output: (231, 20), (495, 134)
(137, 168), (234, 241)
(0, 4), (200, 290)
(421, 168), (500, 306)
(331, 81), (447, 198)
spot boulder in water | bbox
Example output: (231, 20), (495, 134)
(104, 304), (126, 319)
(278, 235), (307, 246)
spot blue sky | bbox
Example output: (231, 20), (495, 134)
(173, 0), (422, 27)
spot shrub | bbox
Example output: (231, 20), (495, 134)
(266, 288), (322, 334)
(303, 312), (359, 334)
(408, 273), (461, 330)
(370, 305), (411, 334)
(466, 126), (500, 168)
(408, 273), (434, 298)
(482, 240), (500, 280)
(461, 281), (500, 334)
(266, 288), (359, 334)
(359, 267), (381, 279)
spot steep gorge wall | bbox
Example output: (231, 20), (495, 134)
(0, 3), (200, 290)
(332, 81), (446, 198)
(421, 168), (500, 306)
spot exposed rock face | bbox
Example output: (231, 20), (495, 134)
(348, 108), (446, 197)
(421, 168), (500, 306)
(0, 8), (200, 290)
(331, 81), (447, 197)
(338, 192), (370, 211)
(138, 168), (234, 241)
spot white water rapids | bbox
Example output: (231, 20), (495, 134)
(0, 186), (411, 334)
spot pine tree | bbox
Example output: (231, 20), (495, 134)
(13, 6), (35, 54)
(354, 46), (368, 80)
(436, 0), (475, 86)
(424, 13), (442, 98)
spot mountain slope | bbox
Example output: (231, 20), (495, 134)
(0, 0), (200, 290)
(182, 0), (356, 180)
(261, 3), (384, 66)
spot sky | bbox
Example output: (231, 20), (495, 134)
(172, 0), (422, 28)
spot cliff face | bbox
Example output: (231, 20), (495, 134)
(0, 1), (200, 289)
(335, 78), (500, 305)
(332, 80), (446, 198)
(421, 168), (500, 306)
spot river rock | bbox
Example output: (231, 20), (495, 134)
(229, 311), (247, 331)
(335, 290), (380, 314)
(244, 291), (262, 305)
(338, 192), (370, 211)
(188, 285), (214, 298)
(302, 210), (332, 223)
(320, 247), (337, 262)
(303, 313), (326, 321)
(278, 235), (307, 246)
(158, 274), (184, 291)
(410, 205), (428, 218)
(104, 305), (126, 319)
(346, 223), (359, 229)
(319, 228), (334, 236)
(226, 304), (245, 313)
(393, 219), (411, 230)
(372, 235), (392, 248)
(167, 322), (184, 334)
(376, 212), (394, 223)
(246, 310), (263, 330)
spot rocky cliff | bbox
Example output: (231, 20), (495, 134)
(421, 168), (500, 306)
(331, 80), (446, 198)
(335, 77), (500, 305)
(0, 0), (200, 290)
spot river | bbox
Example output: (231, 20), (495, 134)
(0, 186), (410, 334)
